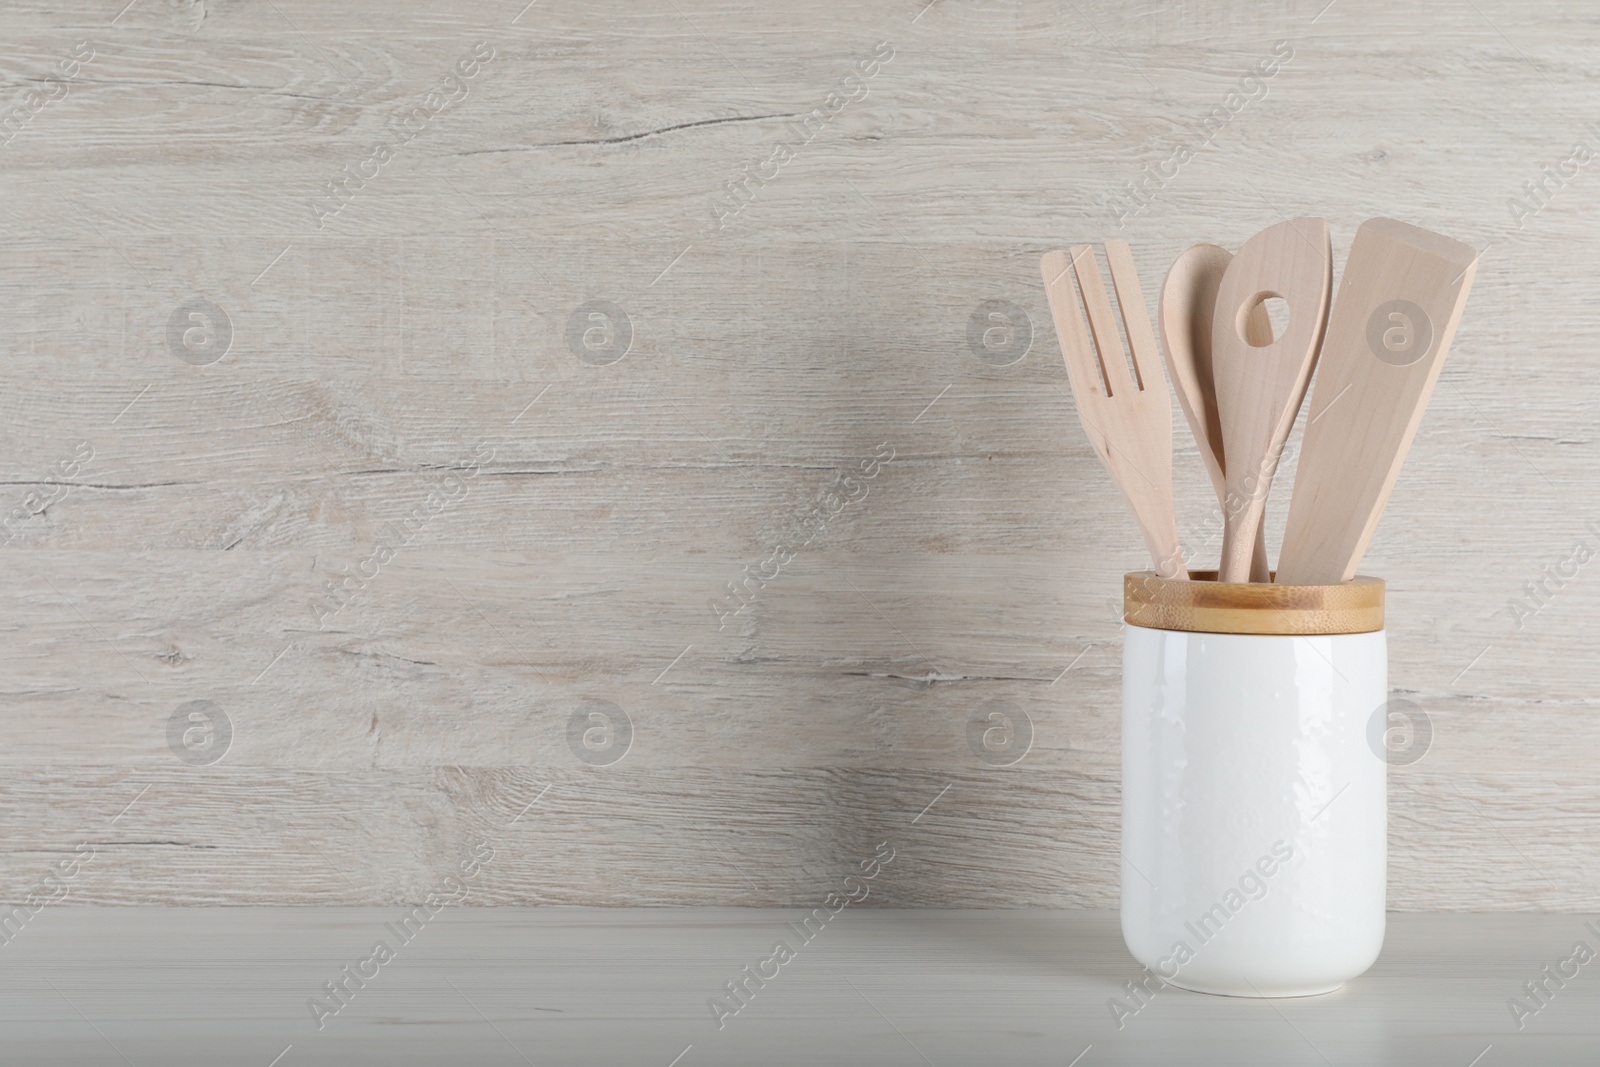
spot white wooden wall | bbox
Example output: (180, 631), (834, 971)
(1, 0), (1596, 910)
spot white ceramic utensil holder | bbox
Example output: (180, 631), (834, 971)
(1119, 570), (1387, 997)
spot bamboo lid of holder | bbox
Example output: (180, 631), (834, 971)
(1124, 570), (1384, 635)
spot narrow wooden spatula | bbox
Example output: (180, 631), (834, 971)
(1276, 218), (1478, 584)
(1212, 218), (1333, 583)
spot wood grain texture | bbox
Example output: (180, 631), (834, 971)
(1159, 242), (1273, 579)
(0, 0), (1598, 909)
(1042, 243), (1186, 578)
(1277, 218), (1480, 583)
(1124, 570), (1384, 634)
(1212, 217), (1331, 581)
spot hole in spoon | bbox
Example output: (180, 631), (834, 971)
(1238, 293), (1289, 347)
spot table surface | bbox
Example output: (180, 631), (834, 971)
(1, 907), (1595, 1065)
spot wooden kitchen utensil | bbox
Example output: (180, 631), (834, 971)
(1159, 244), (1274, 582)
(1275, 218), (1478, 584)
(1042, 242), (1188, 579)
(1212, 218), (1332, 583)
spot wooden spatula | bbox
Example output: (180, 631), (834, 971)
(1159, 244), (1274, 581)
(1212, 218), (1333, 583)
(1042, 242), (1188, 579)
(1276, 218), (1478, 584)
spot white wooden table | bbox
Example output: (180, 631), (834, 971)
(1, 908), (1594, 1064)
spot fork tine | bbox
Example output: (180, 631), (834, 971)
(1103, 240), (1158, 392)
(1040, 250), (1105, 398)
(1069, 245), (1135, 398)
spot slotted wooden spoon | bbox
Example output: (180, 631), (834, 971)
(1212, 218), (1332, 583)
(1159, 244), (1274, 582)
(1042, 242), (1187, 580)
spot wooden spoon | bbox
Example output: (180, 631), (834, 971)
(1159, 244), (1274, 582)
(1276, 219), (1478, 584)
(1211, 218), (1332, 583)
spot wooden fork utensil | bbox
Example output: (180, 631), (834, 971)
(1042, 242), (1188, 580)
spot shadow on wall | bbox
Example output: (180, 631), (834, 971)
(634, 240), (1125, 910)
